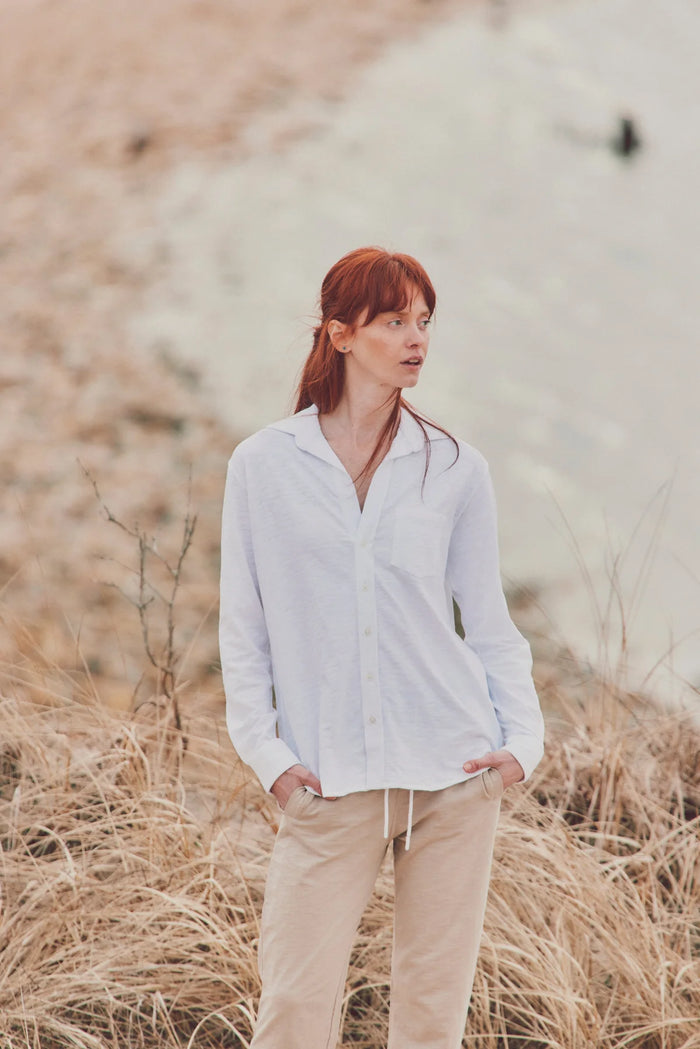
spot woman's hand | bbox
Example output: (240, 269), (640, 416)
(463, 749), (525, 790)
(270, 764), (324, 810)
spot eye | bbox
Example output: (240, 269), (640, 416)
(419, 318), (432, 329)
(388, 318), (403, 327)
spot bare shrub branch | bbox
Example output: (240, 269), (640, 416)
(80, 462), (196, 744)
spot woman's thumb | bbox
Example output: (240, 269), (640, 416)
(463, 752), (495, 773)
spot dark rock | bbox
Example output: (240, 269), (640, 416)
(610, 115), (642, 159)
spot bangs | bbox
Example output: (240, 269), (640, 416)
(348, 254), (436, 327)
(319, 246), (437, 329)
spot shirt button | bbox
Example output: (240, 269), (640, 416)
(364, 626), (372, 636)
(361, 583), (369, 592)
(366, 672), (374, 682)
(369, 716), (377, 724)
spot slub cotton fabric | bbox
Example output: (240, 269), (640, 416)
(219, 403), (544, 797)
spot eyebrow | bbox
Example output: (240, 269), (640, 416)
(388, 307), (431, 317)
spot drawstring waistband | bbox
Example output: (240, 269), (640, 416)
(383, 787), (415, 851)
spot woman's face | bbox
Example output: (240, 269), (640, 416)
(340, 289), (432, 394)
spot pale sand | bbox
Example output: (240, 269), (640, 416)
(126, 0), (700, 700)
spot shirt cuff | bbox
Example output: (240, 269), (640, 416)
(248, 738), (302, 794)
(502, 733), (545, 783)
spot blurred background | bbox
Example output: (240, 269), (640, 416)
(2, 0), (699, 715)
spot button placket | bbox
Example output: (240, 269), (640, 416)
(353, 459), (393, 784)
(356, 538), (383, 779)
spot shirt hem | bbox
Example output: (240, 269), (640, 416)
(314, 770), (484, 798)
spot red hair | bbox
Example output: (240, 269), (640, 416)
(294, 246), (458, 487)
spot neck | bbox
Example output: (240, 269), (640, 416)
(321, 384), (399, 448)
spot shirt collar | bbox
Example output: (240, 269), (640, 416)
(268, 402), (450, 467)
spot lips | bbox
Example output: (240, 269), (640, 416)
(401, 357), (423, 365)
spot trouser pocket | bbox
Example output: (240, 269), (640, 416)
(282, 785), (310, 817)
(480, 766), (505, 800)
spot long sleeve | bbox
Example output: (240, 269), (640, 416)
(447, 457), (545, 780)
(219, 449), (300, 791)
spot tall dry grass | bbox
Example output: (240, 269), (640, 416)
(1, 657), (698, 1048)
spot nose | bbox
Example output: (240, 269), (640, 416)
(407, 321), (428, 347)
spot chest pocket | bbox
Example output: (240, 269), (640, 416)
(390, 508), (449, 579)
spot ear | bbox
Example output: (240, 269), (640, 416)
(328, 320), (350, 353)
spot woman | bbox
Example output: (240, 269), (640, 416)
(219, 246), (544, 1049)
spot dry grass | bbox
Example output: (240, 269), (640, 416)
(1, 658), (698, 1049)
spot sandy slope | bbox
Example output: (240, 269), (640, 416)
(1, 0), (485, 710)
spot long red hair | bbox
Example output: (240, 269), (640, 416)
(294, 246), (458, 486)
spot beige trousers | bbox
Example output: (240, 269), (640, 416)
(250, 768), (503, 1049)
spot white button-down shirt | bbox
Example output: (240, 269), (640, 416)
(219, 404), (544, 796)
